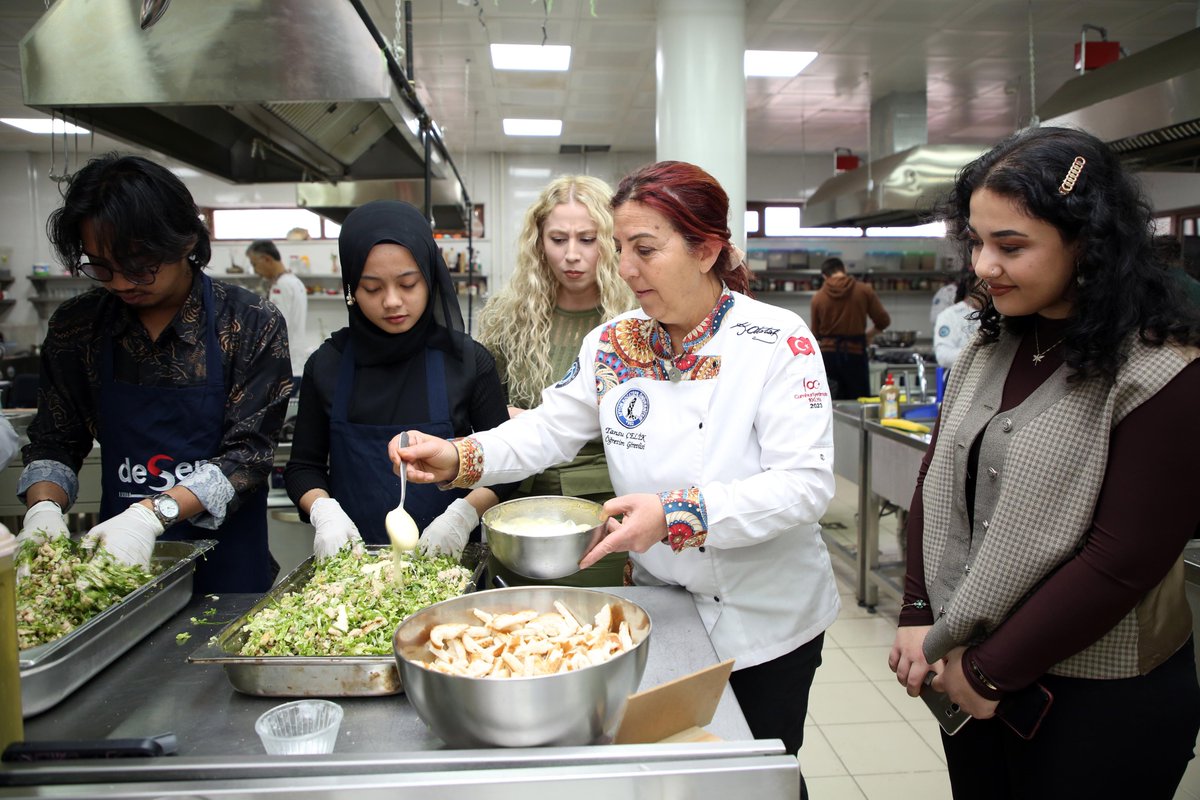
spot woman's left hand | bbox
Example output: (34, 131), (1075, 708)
(579, 494), (668, 570)
(931, 646), (1000, 719)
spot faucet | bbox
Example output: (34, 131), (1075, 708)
(912, 353), (928, 403)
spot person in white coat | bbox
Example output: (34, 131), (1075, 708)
(247, 240), (309, 379)
(391, 161), (839, 800)
(933, 271), (983, 369)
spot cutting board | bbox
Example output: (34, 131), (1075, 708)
(613, 658), (734, 744)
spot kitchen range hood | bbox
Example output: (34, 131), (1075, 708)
(20, 0), (445, 184)
(1040, 28), (1200, 172)
(297, 179), (467, 229)
(803, 144), (987, 228)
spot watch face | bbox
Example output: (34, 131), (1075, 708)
(156, 495), (180, 519)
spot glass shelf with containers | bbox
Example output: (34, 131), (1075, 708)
(746, 239), (961, 298)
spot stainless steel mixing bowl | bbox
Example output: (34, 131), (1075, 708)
(481, 495), (606, 579)
(393, 586), (651, 747)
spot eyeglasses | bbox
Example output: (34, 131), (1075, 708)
(78, 261), (162, 285)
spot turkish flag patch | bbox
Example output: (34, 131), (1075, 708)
(788, 336), (814, 356)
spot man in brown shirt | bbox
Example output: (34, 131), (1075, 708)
(810, 257), (891, 399)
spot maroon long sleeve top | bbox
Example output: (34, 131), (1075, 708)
(900, 318), (1200, 697)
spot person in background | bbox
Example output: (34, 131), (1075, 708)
(888, 126), (1200, 799)
(933, 268), (983, 370)
(929, 277), (958, 325)
(284, 200), (516, 560)
(392, 161), (838, 800)
(475, 174), (636, 586)
(246, 240), (309, 380)
(16, 153), (291, 593)
(810, 257), (891, 399)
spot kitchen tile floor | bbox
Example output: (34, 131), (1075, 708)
(804, 475), (1200, 800)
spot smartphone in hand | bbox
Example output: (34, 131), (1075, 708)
(995, 682), (1053, 740)
(921, 671), (972, 735)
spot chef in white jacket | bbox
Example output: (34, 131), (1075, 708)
(393, 161), (838, 800)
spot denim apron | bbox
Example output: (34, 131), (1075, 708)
(327, 340), (465, 544)
(98, 274), (271, 594)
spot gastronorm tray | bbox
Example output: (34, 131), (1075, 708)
(188, 545), (485, 697)
(19, 538), (216, 717)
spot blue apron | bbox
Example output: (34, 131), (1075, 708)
(327, 340), (465, 545)
(98, 274), (271, 594)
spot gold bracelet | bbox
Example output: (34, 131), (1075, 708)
(969, 657), (999, 692)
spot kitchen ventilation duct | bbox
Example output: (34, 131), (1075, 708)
(1039, 28), (1200, 172)
(20, 0), (445, 184)
(296, 179), (467, 228)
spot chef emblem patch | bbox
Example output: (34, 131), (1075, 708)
(615, 388), (650, 429)
(555, 358), (580, 387)
(938, 325), (950, 338)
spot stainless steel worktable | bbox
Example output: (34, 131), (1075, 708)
(0, 587), (805, 800)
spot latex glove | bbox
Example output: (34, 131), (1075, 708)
(82, 503), (162, 568)
(17, 500), (71, 546)
(310, 497), (363, 560)
(418, 498), (478, 559)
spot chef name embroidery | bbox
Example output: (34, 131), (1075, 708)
(603, 426), (647, 451)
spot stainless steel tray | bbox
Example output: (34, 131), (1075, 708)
(189, 546), (484, 697)
(19, 538), (216, 717)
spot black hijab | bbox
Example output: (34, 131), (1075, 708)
(335, 200), (464, 366)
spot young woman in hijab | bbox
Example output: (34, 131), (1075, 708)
(284, 200), (516, 559)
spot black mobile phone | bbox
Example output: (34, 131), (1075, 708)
(995, 682), (1053, 740)
(920, 671), (971, 735)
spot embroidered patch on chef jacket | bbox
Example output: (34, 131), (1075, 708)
(938, 325), (951, 338)
(614, 387), (650, 428)
(555, 358), (580, 387)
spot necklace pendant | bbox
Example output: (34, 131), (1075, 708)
(1032, 352), (1045, 364)
(668, 365), (682, 382)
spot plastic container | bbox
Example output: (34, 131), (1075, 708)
(0, 527), (22, 751)
(880, 374), (900, 420)
(255, 699), (343, 755)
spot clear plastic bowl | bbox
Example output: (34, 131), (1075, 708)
(255, 699), (343, 755)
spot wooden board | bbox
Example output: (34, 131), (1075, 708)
(613, 658), (734, 745)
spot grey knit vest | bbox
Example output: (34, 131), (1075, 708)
(922, 330), (1197, 678)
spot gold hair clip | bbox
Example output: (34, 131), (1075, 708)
(1059, 156), (1086, 195)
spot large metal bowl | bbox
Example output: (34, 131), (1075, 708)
(393, 586), (651, 747)
(482, 495), (606, 579)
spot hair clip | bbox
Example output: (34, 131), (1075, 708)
(1058, 156), (1086, 195)
(345, 286), (355, 306)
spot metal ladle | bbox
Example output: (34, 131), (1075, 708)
(385, 432), (420, 583)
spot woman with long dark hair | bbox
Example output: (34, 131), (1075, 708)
(889, 126), (1200, 799)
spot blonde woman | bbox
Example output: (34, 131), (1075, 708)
(477, 174), (635, 586)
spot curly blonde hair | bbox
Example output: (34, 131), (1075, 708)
(478, 175), (635, 408)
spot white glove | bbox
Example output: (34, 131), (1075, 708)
(17, 500), (71, 546)
(418, 498), (478, 560)
(310, 497), (363, 560)
(82, 503), (162, 568)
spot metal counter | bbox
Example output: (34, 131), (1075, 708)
(2, 587), (799, 798)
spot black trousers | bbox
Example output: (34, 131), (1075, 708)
(729, 633), (825, 800)
(941, 638), (1200, 800)
(820, 349), (870, 400)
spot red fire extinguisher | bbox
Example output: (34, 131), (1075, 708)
(834, 147), (860, 173)
(1074, 24), (1122, 74)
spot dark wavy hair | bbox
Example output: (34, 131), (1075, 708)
(939, 126), (1200, 382)
(47, 152), (210, 279)
(610, 160), (751, 295)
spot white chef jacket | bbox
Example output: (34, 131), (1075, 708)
(270, 271), (309, 376)
(933, 301), (981, 369)
(468, 291), (841, 669)
(929, 282), (957, 326)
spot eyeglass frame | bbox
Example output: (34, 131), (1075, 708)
(77, 260), (164, 285)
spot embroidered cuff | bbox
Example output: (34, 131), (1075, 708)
(177, 462), (236, 530)
(17, 459), (79, 508)
(445, 436), (483, 490)
(658, 487), (708, 551)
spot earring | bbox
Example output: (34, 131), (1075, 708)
(1076, 273), (1085, 287)
(345, 287), (355, 306)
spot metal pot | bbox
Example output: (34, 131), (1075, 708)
(482, 496), (606, 580)
(393, 586), (651, 747)
(876, 330), (917, 348)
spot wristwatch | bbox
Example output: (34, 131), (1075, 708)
(149, 494), (181, 528)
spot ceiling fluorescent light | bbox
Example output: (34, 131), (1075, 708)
(744, 50), (817, 78)
(491, 43), (571, 71)
(1, 117), (90, 135)
(503, 118), (563, 137)
(865, 221), (947, 238)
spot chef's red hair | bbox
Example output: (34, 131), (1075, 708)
(611, 160), (750, 295)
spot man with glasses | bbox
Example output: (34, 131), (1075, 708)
(14, 153), (292, 593)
